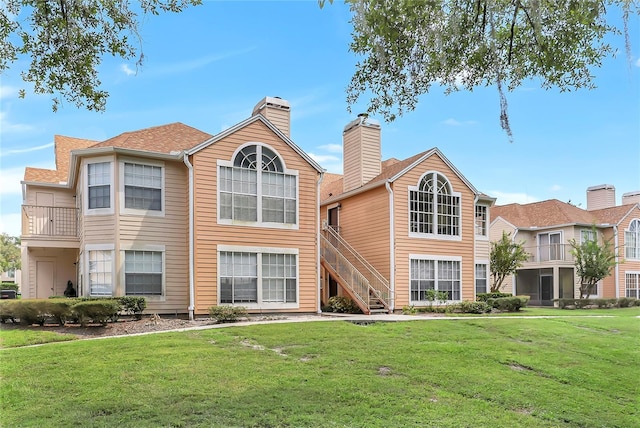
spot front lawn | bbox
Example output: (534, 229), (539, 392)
(1, 314), (638, 427)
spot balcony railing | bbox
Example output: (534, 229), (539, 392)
(22, 205), (78, 237)
(524, 244), (574, 263)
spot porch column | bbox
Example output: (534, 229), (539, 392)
(553, 266), (560, 307)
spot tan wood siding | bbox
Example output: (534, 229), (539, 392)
(25, 186), (76, 208)
(342, 128), (363, 192)
(25, 248), (78, 298)
(192, 120), (319, 314)
(617, 207), (640, 298)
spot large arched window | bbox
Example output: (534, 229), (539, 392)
(219, 144), (297, 225)
(625, 219), (640, 260)
(409, 172), (460, 237)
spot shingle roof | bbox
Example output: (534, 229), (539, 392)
(491, 199), (637, 228)
(55, 135), (98, 180)
(24, 167), (59, 183)
(91, 122), (212, 154)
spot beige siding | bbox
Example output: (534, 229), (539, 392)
(25, 185), (76, 208)
(192, 120), (319, 314)
(342, 128), (363, 193)
(392, 153), (476, 306)
(617, 207), (640, 298)
(24, 248), (78, 298)
(80, 156), (117, 245)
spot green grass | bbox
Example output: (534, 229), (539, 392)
(1, 313), (639, 427)
(0, 328), (77, 348)
(444, 306), (640, 317)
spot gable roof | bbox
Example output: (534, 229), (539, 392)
(24, 167), (59, 184)
(55, 135), (98, 181)
(589, 204), (639, 225)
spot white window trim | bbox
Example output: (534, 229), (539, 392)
(119, 157), (165, 217)
(85, 243), (115, 297)
(120, 243), (166, 302)
(537, 230), (564, 261)
(475, 205), (489, 240)
(217, 143), (299, 230)
(474, 260), (489, 299)
(217, 244), (299, 309)
(84, 156), (115, 216)
(408, 254), (463, 305)
(624, 219), (640, 261)
(407, 171), (462, 242)
(580, 228), (597, 244)
(625, 271), (640, 298)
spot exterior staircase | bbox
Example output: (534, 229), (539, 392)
(320, 225), (392, 314)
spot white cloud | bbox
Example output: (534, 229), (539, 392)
(120, 64), (136, 76)
(442, 118), (477, 126)
(0, 85), (18, 99)
(308, 153), (340, 164)
(0, 111), (34, 135)
(490, 190), (539, 205)
(550, 184), (562, 192)
(0, 212), (21, 236)
(317, 143), (342, 153)
(0, 142), (53, 157)
(0, 167), (27, 196)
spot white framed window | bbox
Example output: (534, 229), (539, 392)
(625, 219), (640, 260)
(124, 250), (163, 296)
(625, 272), (640, 298)
(120, 160), (164, 215)
(538, 231), (563, 261)
(475, 205), (488, 237)
(409, 172), (461, 240)
(475, 263), (488, 296)
(218, 144), (298, 228)
(580, 229), (597, 244)
(87, 246), (114, 296)
(409, 255), (461, 303)
(86, 161), (113, 214)
(218, 245), (299, 308)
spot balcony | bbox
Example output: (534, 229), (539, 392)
(22, 205), (78, 238)
(524, 244), (574, 264)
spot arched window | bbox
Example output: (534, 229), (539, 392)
(219, 144), (297, 224)
(409, 172), (460, 237)
(625, 219), (640, 260)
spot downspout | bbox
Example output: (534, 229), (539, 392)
(183, 154), (195, 320)
(614, 225), (619, 299)
(385, 182), (395, 312)
(316, 172), (324, 314)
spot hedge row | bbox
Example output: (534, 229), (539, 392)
(554, 297), (640, 309)
(0, 296), (146, 326)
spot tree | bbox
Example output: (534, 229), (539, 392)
(335, 0), (637, 141)
(569, 227), (616, 299)
(0, 233), (21, 274)
(490, 231), (528, 292)
(1, 0), (201, 112)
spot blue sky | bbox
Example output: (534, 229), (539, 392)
(1, 1), (639, 236)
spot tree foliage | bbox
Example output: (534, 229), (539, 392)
(1, 0), (201, 112)
(0, 233), (21, 274)
(339, 0), (637, 141)
(490, 231), (528, 292)
(569, 227), (616, 299)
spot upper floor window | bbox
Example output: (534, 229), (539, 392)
(409, 172), (460, 237)
(124, 162), (162, 211)
(219, 144), (297, 226)
(475, 205), (487, 237)
(625, 219), (640, 260)
(88, 162), (111, 209)
(580, 229), (596, 244)
(538, 231), (563, 261)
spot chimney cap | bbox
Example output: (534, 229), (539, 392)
(343, 115), (381, 133)
(252, 96), (290, 114)
(587, 184), (615, 192)
(623, 190), (640, 197)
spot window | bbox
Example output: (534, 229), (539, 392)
(125, 251), (163, 295)
(626, 273), (640, 298)
(219, 145), (297, 225)
(538, 232), (563, 261)
(88, 250), (113, 296)
(581, 229), (596, 243)
(88, 162), (111, 209)
(475, 205), (487, 236)
(625, 219), (640, 260)
(219, 250), (297, 306)
(409, 172), (460, 237)
(410, 257), (461, 303)
(475, 263), (488, 295)
(124, 163), (162, 211)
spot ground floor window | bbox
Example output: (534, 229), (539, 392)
(125, 250), (163, 296)
(88, 250), (113, 296)
(410, 257), (461, 303)
(219, 250), (297, 305)
(625, 273), (640, 298)
(475, 263), (487, 295)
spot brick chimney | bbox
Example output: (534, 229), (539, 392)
(252, 96), (291, 137)
(586, 184), (616, 210)
(342, 114), (381, 193)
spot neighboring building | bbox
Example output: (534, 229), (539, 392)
(20, 97), (324, 317)
(490, 186), (640, 305)
(1, 269), (21, 287)
(319, 115), (495, 313)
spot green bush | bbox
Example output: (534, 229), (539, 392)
(119, 296), (147, 319)
(556, 297), (639, 309)
(477, 292), (512, 302)
(327, 296), (361, 314)
(401, 305), (418, 315)
(13, 300), (49, 325)
(616, 297), (639, 308)
(0, 300), (18, 323)
(45, 299), (77, 325)
(516, 295), (530, 306)
(487, 296), (527, 312)
(1, 282), (19, 292)
(72, 300), (120, 326)
(454, 301), (493, 314)
(209, 305), (247, 323)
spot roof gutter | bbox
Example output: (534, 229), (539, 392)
(385, 182), (395, 312)
(183, 153), (196, 320)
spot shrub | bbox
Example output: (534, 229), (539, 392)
(454, 301), (492, 314)
(45, 299), (77, 325)
(327, 296), (361, 314)
(556, 297), (639, 309)
(119, 296), (147, 319)
(487, 296), (526, 312)
(321, 304), (333, 313)
(72, 300), (120, 326)
(1, 282), (19, 292)
(616, 297), (638, 308)
(209, 305), (247, 323)
(13, 300), (50, 325)
(477, 292), (512, 302)
(0, 300), (18, 323)
(516, 295), (530, 306)
(401, 305), (417, 315)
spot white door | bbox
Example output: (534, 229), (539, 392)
(36, 261), (55, 298)
(35, 192), (54, 235)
